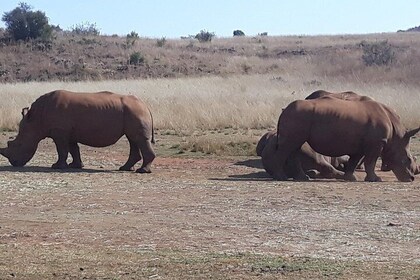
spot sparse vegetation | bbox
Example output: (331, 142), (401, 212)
(156, 36), (166, 47)
(195, 29), (215, 42)
(0, 32), (419, 83)
(361, 40), (395, 66)
(69, 21), (100, 36)
(125, 30), (139, 47)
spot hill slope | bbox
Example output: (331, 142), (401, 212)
(1, 32), (420, 85)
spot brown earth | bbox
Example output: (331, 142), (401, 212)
(0, 132), (420, 279)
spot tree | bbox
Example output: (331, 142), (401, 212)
(233, 30), (245, 36)
(2, 2), (52, 41)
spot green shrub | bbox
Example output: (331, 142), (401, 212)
(70, 22), (100, 36)
(2, 2), (52, 41)
(129, 51), (145, 65)
(361, 40), (395, 66)
(156, 37), (166, 47)
(195, 30), (215, 42)
(126, 31), (139, 47)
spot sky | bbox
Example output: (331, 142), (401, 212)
(0, 0), (419, 38)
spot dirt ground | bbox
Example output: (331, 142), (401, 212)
(0, 132), (419, 279)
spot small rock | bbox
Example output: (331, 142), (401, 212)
(387, 222), (401, 227)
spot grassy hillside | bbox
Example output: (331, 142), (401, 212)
(1, 31), (420, 85)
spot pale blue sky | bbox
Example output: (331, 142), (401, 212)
(0, 0), (419, 38)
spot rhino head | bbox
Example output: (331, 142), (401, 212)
(0, 107), (42, 167)
(382, 127), (420, 182)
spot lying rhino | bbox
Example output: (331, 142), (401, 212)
(305, 90), (374, 101)
(263, 97), (419, 182)
(0, 90), (155, 173)
(258, 130), (347, 180)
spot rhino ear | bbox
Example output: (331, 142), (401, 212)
(21, 107), (29, 118)
(405, 127), (420, 139)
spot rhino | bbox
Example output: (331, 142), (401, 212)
(305, 90), (374, 101)
(258, 130), (347, 179)
(0, 90), (156, 173)
(263, 97), (419, 182)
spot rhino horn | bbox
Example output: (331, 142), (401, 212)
(405, 127), (420, 139)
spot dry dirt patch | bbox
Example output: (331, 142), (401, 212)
(0, 132), (419, 279)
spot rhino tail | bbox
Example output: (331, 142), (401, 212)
(148, 106), (155, 144)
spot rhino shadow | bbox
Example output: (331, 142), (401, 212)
(210, 172), (346, 182)
(234, 158), (263, 169)
(0, 165), (112, 174)
(209, 171), (273, 182)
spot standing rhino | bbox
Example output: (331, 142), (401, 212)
(263, 97), (419, 182)
(0, 90), (155, 173)
(258, 131), (347, 180)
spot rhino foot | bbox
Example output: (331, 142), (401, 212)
(52, 162), (69, 169)
(69, 162), (84, 169)
(306, 169), (320, 178)
(136, 167), (152, 174)
(119, 166), (135, 171)
(344, 173), (358, 182)
(295, 174), (310, 181)
(364, 175), (382, 182)
(272, 172), (288, 181)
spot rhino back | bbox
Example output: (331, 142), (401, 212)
(40, 90), (147, 147)
(278, 98), (393, 157)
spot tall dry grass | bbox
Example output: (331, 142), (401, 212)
(1, 74), (419, 132)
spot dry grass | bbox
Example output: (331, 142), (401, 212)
(0, 74), (419, 132)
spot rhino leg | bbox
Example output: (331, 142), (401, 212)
(343, 154), (364, 181)
(51, 133), (70, 169)
(272, 137), (305, 181)
(363, 144), (383, 182)
(68, 142), (84, 169)
(318, 161), (345, 180)
(119, 139), (142, 171)
(136, 138), (155, 174)
(288, 152), (310, 181)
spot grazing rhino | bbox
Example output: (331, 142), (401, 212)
(0, 90), (156, 173)
(263, 97), (419, 182)
(258, 131), (347, 179)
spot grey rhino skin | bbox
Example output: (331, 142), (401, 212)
(0, 90), (155, 173)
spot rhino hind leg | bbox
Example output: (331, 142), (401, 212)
(68, 142), (84, 169)
(119, 139), (142, 171)
(136, 139), (155, 174)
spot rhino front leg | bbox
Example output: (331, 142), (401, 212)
(343, 154), (364, 181)
(363, 143), (383, 182)
(51, 135), (70, 169)
(69, 142), (84, 169)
